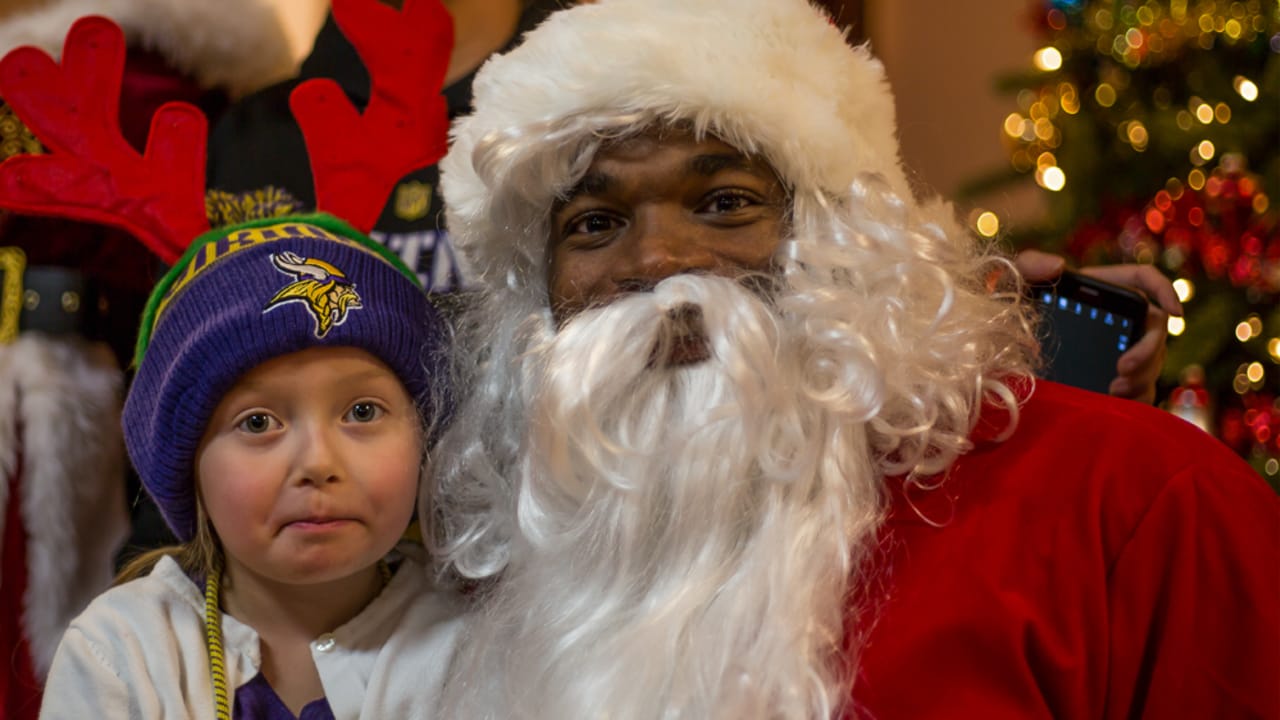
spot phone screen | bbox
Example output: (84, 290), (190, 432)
(1030, 272), (1148, 395)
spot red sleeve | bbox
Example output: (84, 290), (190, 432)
(852, 382), (1280, 720)
(1104, 461), (1279, 719)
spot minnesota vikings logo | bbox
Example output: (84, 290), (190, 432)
(264, 251), (362, 337)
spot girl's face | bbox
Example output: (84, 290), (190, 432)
(196, 346), (422, 588)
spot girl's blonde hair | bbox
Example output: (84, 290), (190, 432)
(114, 499), (221, 585)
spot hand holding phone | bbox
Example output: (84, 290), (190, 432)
(1028, 269), (1151, 396)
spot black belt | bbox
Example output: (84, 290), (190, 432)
(0, 247), (97, 342)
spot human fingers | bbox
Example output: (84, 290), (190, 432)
(1109, 304), (1169, 404)
(1013, 249), (1067, 283)
(1079, 263), (1183, 317)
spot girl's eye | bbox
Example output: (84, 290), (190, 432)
(238, 413), (276, 434)
(346, 402), (384, 423)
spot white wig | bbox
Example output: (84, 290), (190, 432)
(431, 0), (1038, 716)
(435, 0), (1037, 569)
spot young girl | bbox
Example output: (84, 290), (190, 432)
(38, 214), (462, 720)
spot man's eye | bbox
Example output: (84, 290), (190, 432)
(238, 414), (275, 434)
(704, 191), (755, 213)
(568, 213), (619, 235)
(346, 402), (384, 423)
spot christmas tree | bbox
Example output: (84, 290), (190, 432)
(962, 0), (1279, 485)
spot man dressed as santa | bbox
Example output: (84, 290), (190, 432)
(425, 0), (1278, 718)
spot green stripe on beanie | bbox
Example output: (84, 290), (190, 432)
(134, 212), (421, 366)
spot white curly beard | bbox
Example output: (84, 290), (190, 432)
(439, 274), (886, 720)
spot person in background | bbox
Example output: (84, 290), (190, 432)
(39, 215), (463, 719)
(0, 2), (293, 715)
(427, 0), (1278, 717)
(206, 0), (560, 294)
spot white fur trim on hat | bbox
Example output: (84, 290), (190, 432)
(440, 0), (909, 288)
(0, 0), (295, 97)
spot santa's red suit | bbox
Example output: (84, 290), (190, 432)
(853, 379), (1278, 719)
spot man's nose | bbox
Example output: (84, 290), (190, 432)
(617, 211), (715, 290)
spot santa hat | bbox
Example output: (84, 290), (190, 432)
(440, 0), (910, 290)
(0, 0), (295, 99)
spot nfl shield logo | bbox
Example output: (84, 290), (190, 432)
(394, 181), (432, 222)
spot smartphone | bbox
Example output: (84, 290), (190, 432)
(1027, 269), (1149, 395)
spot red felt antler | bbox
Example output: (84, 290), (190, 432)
(290, 0), (455, 233)
(0, 16), (209, 264)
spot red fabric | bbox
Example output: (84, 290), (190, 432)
(0, 17), (208, 264)
(1, 450), (41, 720)
(291, 0), (454, 233)
(850, 380), (1280, 719)
(117, 48), (216, 154)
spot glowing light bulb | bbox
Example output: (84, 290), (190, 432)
(1173, 278), (1194, 302)
(1234, 76), (1258, 101)
(1187, 139), (1218, 165)
(1127, 122), (1149, 149)
(1234, 374), (1250, 394)
(1037, 166), (1066, 191)
(1168, 316), (1186, 336)
(1003, 113), (1024, 138)
(1095, 83), (1117, 107)
(1034, 47), (1063, 71)
(975, 211), (1000, 238)
(1059, 82), (1080, 114)
(1246, 362), (1264, 383)
(1237, 321), (1254, 342)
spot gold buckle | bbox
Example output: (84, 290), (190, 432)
(0, 246), (27, 343)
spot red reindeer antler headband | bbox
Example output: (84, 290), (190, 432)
(0, 16), (207, 264)
(294, 0), (455, 233)
(0, 0), (454, 264)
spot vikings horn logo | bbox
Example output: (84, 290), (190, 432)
(264, 251), (362, 337)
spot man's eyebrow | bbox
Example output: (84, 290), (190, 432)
(556, 171), (613, 208)
(689, 152), (765, 177)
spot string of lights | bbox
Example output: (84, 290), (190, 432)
(963, 0), (1279, 481)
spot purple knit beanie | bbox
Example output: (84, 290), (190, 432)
(123, 213), (448, 542)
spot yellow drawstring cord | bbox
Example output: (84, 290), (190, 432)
(202, 557), (392, 718)
(204, 555), (232, 720)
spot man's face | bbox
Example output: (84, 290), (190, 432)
(546, 128), (787, 325)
